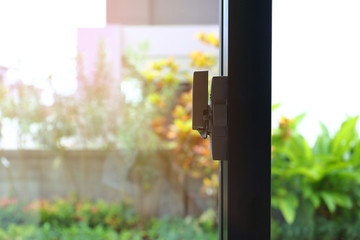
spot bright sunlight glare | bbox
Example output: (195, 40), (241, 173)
(0, 0), (106, 95)
(273, 0), (360, 145)
(0, 0), (105, 148)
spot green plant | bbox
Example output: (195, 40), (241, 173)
(21, 198), (138, 232)
(118, 229), (143, 240)
(147, 216), (217, 240)
(0, 198), (217, 240)
(0, 223), (120, 240)
(0, 199), (33, 229)
(271, 112), (360, 239)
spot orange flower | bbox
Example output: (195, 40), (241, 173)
(279, 116), (291, 129)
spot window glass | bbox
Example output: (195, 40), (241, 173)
(0, 1), (219, 239)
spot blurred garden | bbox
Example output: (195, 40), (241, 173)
(1, 31), (360, 240)
(0, 32), (219, 239)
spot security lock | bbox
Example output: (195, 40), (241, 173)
(192, 71), (228, 160)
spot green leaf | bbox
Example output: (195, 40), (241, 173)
(332, 193), (353, 209)
(349, 142), (360, 165)
(284, 166), (322, 181)
(313, 122), (331, 155)
(310, 194), (321, 209)
(320, 191), (336, 213)
(271, 166), (284, 176)
(331, 116), (359, 157)
(277, 195), (299, 224)
(272, 103), (280, 111)
(337, 171), (360, 183)
(290, 113), (306, 130)
(302, 185), (321, 209)
(320, 191), (353, 213)
(286, 134), (313, 163)
(321, 161), (353, 176)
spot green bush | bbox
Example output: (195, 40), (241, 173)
(0, 223), (119, 240)
(0, 199), (33, 229)
(21, 199), (138, 231)
(0, 198), (217, 240)
(272, 112), (360, 239)
(147, 216), (217, 240)
(0, 219), (216, 240)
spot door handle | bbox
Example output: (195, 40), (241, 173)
(192, 71), (228, 160)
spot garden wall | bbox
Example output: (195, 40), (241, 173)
(0, 150), (213, 218)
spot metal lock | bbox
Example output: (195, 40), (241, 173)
(192, 71), (228, 160)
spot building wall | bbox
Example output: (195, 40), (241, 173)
(106, 0), (219, 25)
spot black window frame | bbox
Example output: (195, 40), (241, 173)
(219, 0), (272, 239)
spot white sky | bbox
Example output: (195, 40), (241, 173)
(272, 0), (360, 145)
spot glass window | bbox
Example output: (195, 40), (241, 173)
(0, 1), (219, 239)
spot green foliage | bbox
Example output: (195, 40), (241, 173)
(0, 198), (216, 240)
(22, 199), (138, 231)
(147, 214), (217, 240)
(272, 112), (360, 239)
(0, 199), (33, 229)
(0, 223), (120, 240)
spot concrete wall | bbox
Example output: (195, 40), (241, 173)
(0, 150), (214, 217)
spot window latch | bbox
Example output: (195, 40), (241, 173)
(192, 71), (228, 160)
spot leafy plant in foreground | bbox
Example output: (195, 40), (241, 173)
(272, 113), (360, 239)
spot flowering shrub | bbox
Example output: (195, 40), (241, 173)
(0, 198), (217, 240)
(120, 32), (220, 201)
(148, 33), (220, 198)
